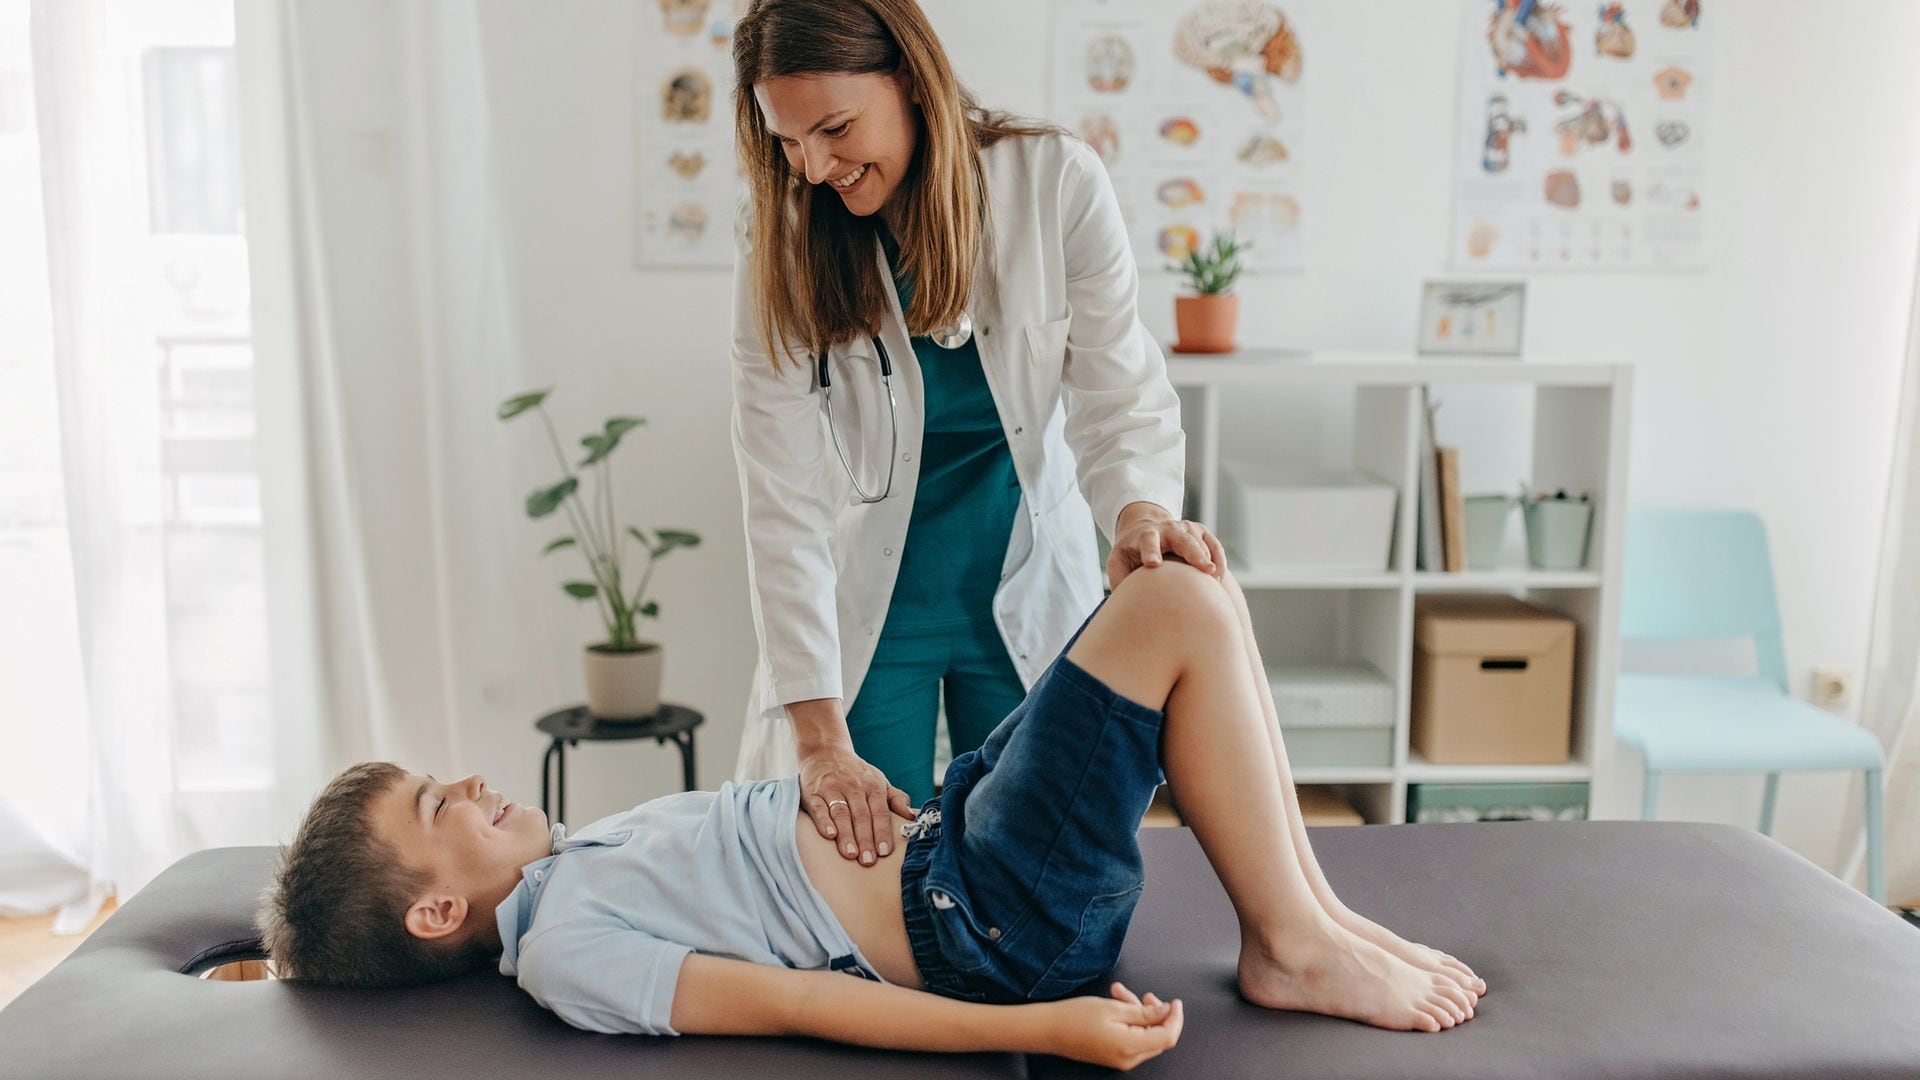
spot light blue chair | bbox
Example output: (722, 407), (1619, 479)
(1616, 508), (1886, 903)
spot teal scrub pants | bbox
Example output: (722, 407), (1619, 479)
(844, 613), (1028, 806)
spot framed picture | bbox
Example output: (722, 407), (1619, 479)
(1417, 280), (1526, 356)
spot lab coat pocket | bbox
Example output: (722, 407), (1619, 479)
(1022, 316), (1071, 387)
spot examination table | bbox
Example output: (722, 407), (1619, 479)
(3, 821), (1918, 1079)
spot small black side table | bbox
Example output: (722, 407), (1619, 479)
(536, 703), (703, 824)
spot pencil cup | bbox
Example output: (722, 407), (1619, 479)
(1462, 495), (1513, 571)
(1523, 499), (1593, 570)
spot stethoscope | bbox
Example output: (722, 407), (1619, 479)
(815, 311), (973, 504)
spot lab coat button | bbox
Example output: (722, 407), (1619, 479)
(902, 452), (912, 461)
(883, 547), (893, 557)
(983, 326), (991, 336)
(1014, 426), (1023, 435)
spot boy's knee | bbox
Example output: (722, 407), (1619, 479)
(1118, 561), (1234, 630)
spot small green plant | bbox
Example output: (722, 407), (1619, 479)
(1171, 231), (1249, 295)
(498, 389), (700, 652)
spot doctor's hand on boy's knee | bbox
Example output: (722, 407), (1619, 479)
(1108, 502), (1228, 589)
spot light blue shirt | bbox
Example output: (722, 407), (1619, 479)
(493, 776), (884, 1036)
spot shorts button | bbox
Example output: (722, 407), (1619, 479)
(987, 927), (1001, 941)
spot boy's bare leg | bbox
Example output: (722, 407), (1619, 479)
(1066, 564), (1475, 1032)
(1213, 567), (1487, 997)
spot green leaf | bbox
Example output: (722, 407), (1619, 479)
(497, 389), (550, 420)
(542, 536), (577, 555)
(652, 529), (702, 551)
(640, 601), (659, 617)
(578, 416), (647, 467)
(577, 433), (612, 467)
(563, 581), (598, 599)
(626, 526), (652, 549)
(526, 477), (578, 518)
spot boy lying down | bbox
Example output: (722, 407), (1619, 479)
(259, 562), (1484, 1072)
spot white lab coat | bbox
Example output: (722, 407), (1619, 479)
(729, 132), (1184, 781)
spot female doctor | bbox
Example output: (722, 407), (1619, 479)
(728, 0), (1226, 867)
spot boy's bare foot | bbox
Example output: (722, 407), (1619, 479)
(1238, 919), (1477, 1033)
(1327, 906), (1487, 997)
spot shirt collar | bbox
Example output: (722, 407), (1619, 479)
(494, 822), (628, 976)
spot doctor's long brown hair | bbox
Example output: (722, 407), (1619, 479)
(731, 0), (1058, 369)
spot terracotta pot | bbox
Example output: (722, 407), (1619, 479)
(1173, 293), (1240, 354)
(583, 642), (662, 721)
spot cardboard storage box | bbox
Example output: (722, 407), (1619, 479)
(1270, 662), (1395, 769)
(1297, 785), (1366, 827)
(1218, 461), (1397, 573)
(1411, 595), (1575, 764)
(1406, 781), (1589, 824)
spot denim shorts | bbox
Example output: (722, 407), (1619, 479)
(898, 598), (1167, 1003)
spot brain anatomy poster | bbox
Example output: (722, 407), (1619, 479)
(634, 0), (747, 269)
(1050, 0), (1309, 273)
(1452, 0), (1711, 271)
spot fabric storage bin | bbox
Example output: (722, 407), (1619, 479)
(1406, 781), (1590, 824)
(1411, 595), (1575, 764)
(1270, 662), (1395, 769)
(1218, 462), (1397, 573)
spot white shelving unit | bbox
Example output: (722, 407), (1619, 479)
(1167, 349), (1633, 825)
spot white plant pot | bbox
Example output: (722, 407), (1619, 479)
(583, 643), (662, 721)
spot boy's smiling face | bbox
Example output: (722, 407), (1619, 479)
(370, 770), (553, 947)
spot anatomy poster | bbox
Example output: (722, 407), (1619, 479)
(1452, 0), (1711, 270)
(634, 0), (747, 268)
(1050, 0), (1309, 273)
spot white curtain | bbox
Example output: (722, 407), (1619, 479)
(1, 0), (548, 924)
(1843, 243), (1920, 908)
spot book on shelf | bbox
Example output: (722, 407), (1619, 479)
(1417, 390), (1443, 571)
(1436, 445), (1465, 572)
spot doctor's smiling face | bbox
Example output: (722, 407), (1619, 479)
(754, 71), (919, 218)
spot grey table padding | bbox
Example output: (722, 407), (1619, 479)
(3, 822), (1916, 1079)
(1034, 822), (1920, 1080)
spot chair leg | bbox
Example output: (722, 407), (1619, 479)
(1865, 767), (1885, 905)
(1759, 772), (1779, 836)
(1641, 768), (1660, 820)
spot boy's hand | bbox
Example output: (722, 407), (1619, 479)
(1041, 982), (1184, 1071)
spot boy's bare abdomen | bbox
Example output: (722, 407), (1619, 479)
(793, 813), (924, 989)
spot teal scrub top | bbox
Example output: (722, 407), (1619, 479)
(878, 228), (1021, 635)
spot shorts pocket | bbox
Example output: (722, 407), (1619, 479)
(925, 882), (1000, 975)
(1025, 884), (1144, 1001)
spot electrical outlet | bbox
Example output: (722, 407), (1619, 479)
(1810, 665), (1854, 711)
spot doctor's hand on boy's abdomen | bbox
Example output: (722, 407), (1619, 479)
(794, 808), (924, 989)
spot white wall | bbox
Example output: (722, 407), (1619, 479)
(459, 1), (1920, 873)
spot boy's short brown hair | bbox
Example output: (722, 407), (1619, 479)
(256, 761), (493, 987)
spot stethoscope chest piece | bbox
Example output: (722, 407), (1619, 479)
(929, 310), (973, 350)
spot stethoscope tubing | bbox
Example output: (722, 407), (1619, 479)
(817, 335), (898, 504)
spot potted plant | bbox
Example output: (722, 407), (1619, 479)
(498, 389), (700, 721)
(1170, 231), (1248, 354)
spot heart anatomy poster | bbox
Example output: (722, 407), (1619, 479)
(1452, 0), (1711, 271)
(1050, 0), (1309, 273)
(634, 0), (749, 269)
